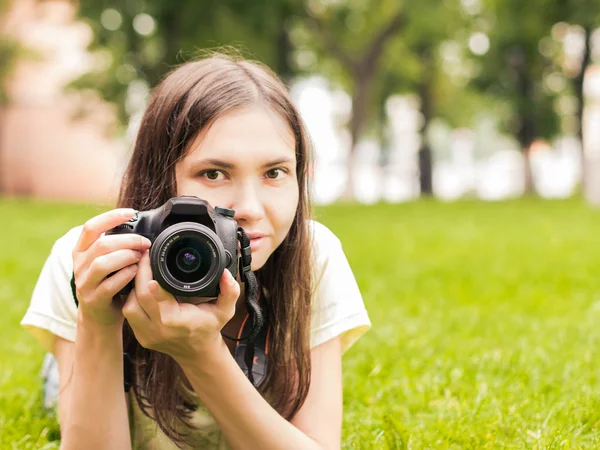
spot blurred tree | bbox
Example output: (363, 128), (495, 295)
(472, 0), (566, 193)
(374, 0), (470, 195)
(73, 0), (479, 200)
(562, 0), (600, 189)
(293, 0), (471, 197)
(73, 0), (303, 125)
(294, 1), (405, 199)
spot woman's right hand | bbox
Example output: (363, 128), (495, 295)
(71, 208), (152, 328)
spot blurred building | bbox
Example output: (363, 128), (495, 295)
(0, 0), (123, 203)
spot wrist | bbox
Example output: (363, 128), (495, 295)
(77, 309), (123, 336)
(176, 336), (230, 376)
(75, 312), (124, 360)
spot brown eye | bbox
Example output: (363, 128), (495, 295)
(265, 168), (283, 179)
(202, 170), (224, 181)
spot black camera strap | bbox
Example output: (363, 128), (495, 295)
(219, 227), (266, 387)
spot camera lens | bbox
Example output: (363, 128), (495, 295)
(175, 248), (201, 273)
(151, 222), (227, 298)
(165, 236), (213, 283)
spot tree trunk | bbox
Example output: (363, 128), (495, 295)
(341, 70), (372, 201)
(311, 12), (404, 202)
(417, 49), (434, 196)
(513, 48), (536, 195)
(517, 115), (536, 194)
(575, 26), (592, 191)
(418, 144), (433, 195)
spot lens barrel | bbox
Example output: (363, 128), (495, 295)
(150, 222), (226, 297)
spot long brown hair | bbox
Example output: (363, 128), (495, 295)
(116, 52), (314, 445)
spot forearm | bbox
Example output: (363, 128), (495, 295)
(61, 315), (130, 450)
(179, 341), (324, 450)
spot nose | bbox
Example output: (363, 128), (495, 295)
(229, 181), (265, 224)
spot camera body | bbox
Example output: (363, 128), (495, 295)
(106, 196), (238, 300)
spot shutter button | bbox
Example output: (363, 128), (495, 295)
(215, 206), (235, 217)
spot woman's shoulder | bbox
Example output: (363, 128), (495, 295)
(306, 219), (352, 283)
(51, 225), (84, 260)
(307, 220), (342, 255)
(306, 220), (371, 351)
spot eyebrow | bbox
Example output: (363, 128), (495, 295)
(191, 157), (296, 170)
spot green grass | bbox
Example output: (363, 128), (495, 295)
(2, 196), (600, 449)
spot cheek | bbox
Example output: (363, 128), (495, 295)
(271, 187), (299, 238)
(176, 177), (201, 197)
(176, 178), (229, 208)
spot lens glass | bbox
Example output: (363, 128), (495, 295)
(166, 236), (213, 283)
(176, 248), (201, 273)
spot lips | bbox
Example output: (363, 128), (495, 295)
(246, 232), (267, 240)
(249, 237), (266, 252)
(237, 231), (269, 252)
(243, 232), (268, 252)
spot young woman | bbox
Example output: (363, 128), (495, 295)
(21, 53), (371, 449)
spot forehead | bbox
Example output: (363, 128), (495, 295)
(184, 106), (296, 163)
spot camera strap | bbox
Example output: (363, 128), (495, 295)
(233, 303), (270, 387)
(219, 227), (267, 387)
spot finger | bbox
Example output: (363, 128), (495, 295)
(95, 263), (139, 302)
(148, 279), (175, 303)
(74, 208), (137, 253)
(86, 249), (143, 287)
(215, 269), (240, 319)
(134, 250), (153, 295)
(122, 289), (152, 327)
(88, 234), (151, 258)
(149, 281), (182, 326)
(133, 251), (162, 321)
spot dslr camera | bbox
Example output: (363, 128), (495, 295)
(106, 196), (239, 300)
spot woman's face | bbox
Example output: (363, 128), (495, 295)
(175, 106), (299, 271)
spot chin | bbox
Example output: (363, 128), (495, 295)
(250, 249), (274, 271)
(248, 244), (279, 272)
(250, 258), (266, 272)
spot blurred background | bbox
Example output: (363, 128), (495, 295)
(1, 0), (600, 206)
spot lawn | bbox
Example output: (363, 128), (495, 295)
(2, 196), (600, 449)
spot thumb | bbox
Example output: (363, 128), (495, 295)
(216, 269), (240, 321)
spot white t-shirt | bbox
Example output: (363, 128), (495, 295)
(21, 219), (371, 448)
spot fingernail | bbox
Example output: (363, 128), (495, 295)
(226, 269), (235, 286)
(121, 208), (136, 218)
(142, 238), (152, 248)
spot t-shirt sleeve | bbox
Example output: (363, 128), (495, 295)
(309, 221), (371, 354)
(20, 227), (81, 355)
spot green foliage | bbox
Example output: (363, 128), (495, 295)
(4, 196), (600, 447)
(293, 0), (483, 140)
(71, 0), (493, 146)
(378, 0), (480, 129)
(72, 0), (303, 125)
(471, 0), (566, 144)
(565, 0), (600, 28)
(0, 0), (35, 105)
(0, 37), (22, 104)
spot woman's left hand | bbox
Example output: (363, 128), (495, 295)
(122, 249), (240, 364)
